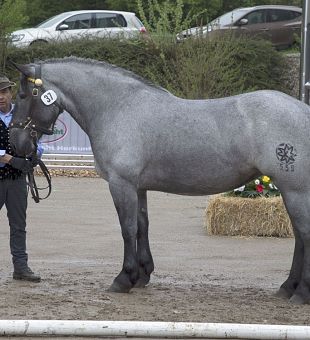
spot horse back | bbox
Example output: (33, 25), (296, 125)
(95, 90), (310, 195)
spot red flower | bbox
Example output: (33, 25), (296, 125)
(256, 184), (264, 193)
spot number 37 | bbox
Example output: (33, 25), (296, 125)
(41, 90), (57, 106)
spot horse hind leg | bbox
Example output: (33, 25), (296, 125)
(134, 190), (154, 288)
(279, 190), (310, 304)
(276, 227), (303, 299)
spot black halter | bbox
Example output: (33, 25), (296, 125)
(10, 63), (57, 203)
(10, 64), (63, 137)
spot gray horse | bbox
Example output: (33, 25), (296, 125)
(9, 57), (310, 304)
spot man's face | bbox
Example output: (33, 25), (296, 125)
(0, 88), (12, 113)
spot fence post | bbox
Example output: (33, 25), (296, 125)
(300, 0), (310, 104)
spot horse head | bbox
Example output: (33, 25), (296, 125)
(9, 62), (62, 157)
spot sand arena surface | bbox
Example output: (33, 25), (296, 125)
(0, 177), (308, 339)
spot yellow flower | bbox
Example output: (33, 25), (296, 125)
(262, 176), (270, 183)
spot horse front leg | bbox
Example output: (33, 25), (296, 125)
(134, 190), (154, 288)
(108, 178), (139, 293)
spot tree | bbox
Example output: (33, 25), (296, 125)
(105, 0), (137, 12)
(0, 0), (28, 72)
(0, 0), (28, 34)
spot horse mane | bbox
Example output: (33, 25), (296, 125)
(42, 56), (169, 94)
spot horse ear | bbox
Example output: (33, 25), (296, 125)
(7, 59), (33, 77)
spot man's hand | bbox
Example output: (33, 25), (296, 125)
(0, 153), (13, 164)
(9, 157), (34, 173)
(29, 155), (39, 167)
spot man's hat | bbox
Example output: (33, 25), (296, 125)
(0, 76), (16, 91)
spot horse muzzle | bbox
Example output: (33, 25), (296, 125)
(9, 128), (36, 157)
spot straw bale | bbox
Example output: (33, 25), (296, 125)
(205, 195), (293, 237)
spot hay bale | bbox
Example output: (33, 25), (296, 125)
(205, 195), (293, 237)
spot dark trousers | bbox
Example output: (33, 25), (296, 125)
(0, 176), (28, 270)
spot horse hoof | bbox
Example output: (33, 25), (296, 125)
(134, 279), (149, 288)
(289, 294), (305, 305)
(134, 281), (146, 288)
(107, 281), (131, 293)
(275, 287), (291, 299)
(133, 273), (150, 288)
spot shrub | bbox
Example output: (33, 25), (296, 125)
(6, 33), (286, 100)
(136, 0), (204, 36)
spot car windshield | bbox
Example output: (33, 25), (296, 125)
(36, 12), (72, 28)
(209, 8), (249, 27)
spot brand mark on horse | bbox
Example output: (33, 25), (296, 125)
(276, 143), (297, 172)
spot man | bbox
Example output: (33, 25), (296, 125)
(0, 75), (41, 282)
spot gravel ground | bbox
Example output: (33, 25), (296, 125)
(0, 176), (307, 339)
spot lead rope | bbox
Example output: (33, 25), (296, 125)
(27, 159), (52, 203)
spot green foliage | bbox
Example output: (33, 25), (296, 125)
(182, 0), (221, 25)
(136, 0), (206, 36)
(105, 0), (137, 12)
(0, 0), (28, 72)
(0, 0), (28, 35)
(6, 34), (287, 100)
(146, 33), (285, 99)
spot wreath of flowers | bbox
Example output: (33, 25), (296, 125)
(227, 176), (280, 198)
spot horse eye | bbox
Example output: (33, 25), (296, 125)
(18, 93), (26, 99)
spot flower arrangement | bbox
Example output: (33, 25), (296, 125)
(227, 176), (280, 198)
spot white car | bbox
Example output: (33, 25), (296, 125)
(10, 10), (146, 47)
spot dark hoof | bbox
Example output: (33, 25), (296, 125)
(275, 287), (292, 299)
(134, 277), (150, 288)
(289, 294), (305, 305)
(133, 267), (152, 288)
(108, 281), (131, 293)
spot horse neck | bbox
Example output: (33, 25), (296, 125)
(43, 61), (140, 133)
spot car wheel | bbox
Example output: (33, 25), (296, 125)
(30, 40), (48, 47)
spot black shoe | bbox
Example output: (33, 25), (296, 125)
(13, 267), (41, 282)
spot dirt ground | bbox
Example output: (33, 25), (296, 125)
(0, 177), (309, 339)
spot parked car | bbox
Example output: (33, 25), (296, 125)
(10, 10), (146, 47)
(177, 5), (302, 49)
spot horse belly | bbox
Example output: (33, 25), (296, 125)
(140, 159), (259, 195)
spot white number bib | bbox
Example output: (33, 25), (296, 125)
(41, 90), (57, 106)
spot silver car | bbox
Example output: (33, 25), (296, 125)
(10, 10), (146, 47)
